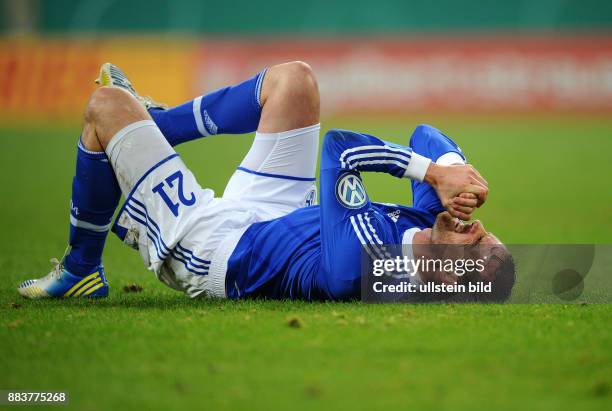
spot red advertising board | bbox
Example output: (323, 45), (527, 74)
(1, 36), (611, 119)
(195, 36), (612, 113)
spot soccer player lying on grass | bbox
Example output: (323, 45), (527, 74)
(18, 62), (514, 301)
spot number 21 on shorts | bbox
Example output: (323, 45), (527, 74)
(152, 170), (196, 217)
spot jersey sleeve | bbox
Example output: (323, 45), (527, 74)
(323, 129), (432, 182)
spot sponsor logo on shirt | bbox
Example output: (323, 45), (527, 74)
(336, 173), (368, 209)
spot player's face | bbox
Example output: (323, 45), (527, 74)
(415, 212), (510, 287)
(426, 212), (509, 282)
(427, 211), (490, 245)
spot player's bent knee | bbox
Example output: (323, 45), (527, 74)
(84, 87), (131, 124)
(279, 61), (319, 100)
(285, 61), (315, 82)
(296, 61), (318, 100)
(297, 61), (316, 82)
(260, 61), (320, 128)
(84, 86), (150, 147)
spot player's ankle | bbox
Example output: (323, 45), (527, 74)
(63, 255), (100, 277)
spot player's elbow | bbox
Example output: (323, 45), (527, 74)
(409, 124), (439, 146)
(322, 129), (349, 157)
(323, 128), (367, 156)
(324, 128), (345, 141)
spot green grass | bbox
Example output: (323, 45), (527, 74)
(1, 114), (611, 410)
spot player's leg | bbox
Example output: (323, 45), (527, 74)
(256, 61), (320, 133)
(147, 71), (266, 145)
(408, 124), (466, 215)
(154, 60), (319, 141)
(17, 87), (151, 298)
(98, 62), (264, 145)
(221, 61), (321, 218)
(99, 61), (317, 147)
(18, 87), (200, 299)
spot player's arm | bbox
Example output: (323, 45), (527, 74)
(324, 129), (488, 219)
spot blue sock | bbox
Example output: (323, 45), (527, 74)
(64, 141), (121, 276)
(149, 69), (266, 146)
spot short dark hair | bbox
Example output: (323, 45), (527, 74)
(475, 253), (516, 302)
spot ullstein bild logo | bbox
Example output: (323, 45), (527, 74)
(361, 244), (612, 304)
(336, 173), (368, 209)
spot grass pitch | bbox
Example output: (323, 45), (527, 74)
(1, 114), (611, 410)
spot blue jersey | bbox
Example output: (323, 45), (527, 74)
(225, 203), (435, 300)
(225, 124), (464, 301)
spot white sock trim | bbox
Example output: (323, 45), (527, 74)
(255, 68), (268, 108)
(192, 96), (209, 137)
(69, 215), (111, 233)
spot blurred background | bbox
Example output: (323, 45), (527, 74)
(2, 5), (611, 409)
(1, 0), (611, 243)
(2, 0), (612, 118)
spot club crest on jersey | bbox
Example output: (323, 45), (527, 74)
(336, 173), (368, 209)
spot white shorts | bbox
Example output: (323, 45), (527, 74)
(106, 120), (320, 298)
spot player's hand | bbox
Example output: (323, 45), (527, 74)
(448, 193), (479, 220)
(424, 163), (488, 220)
